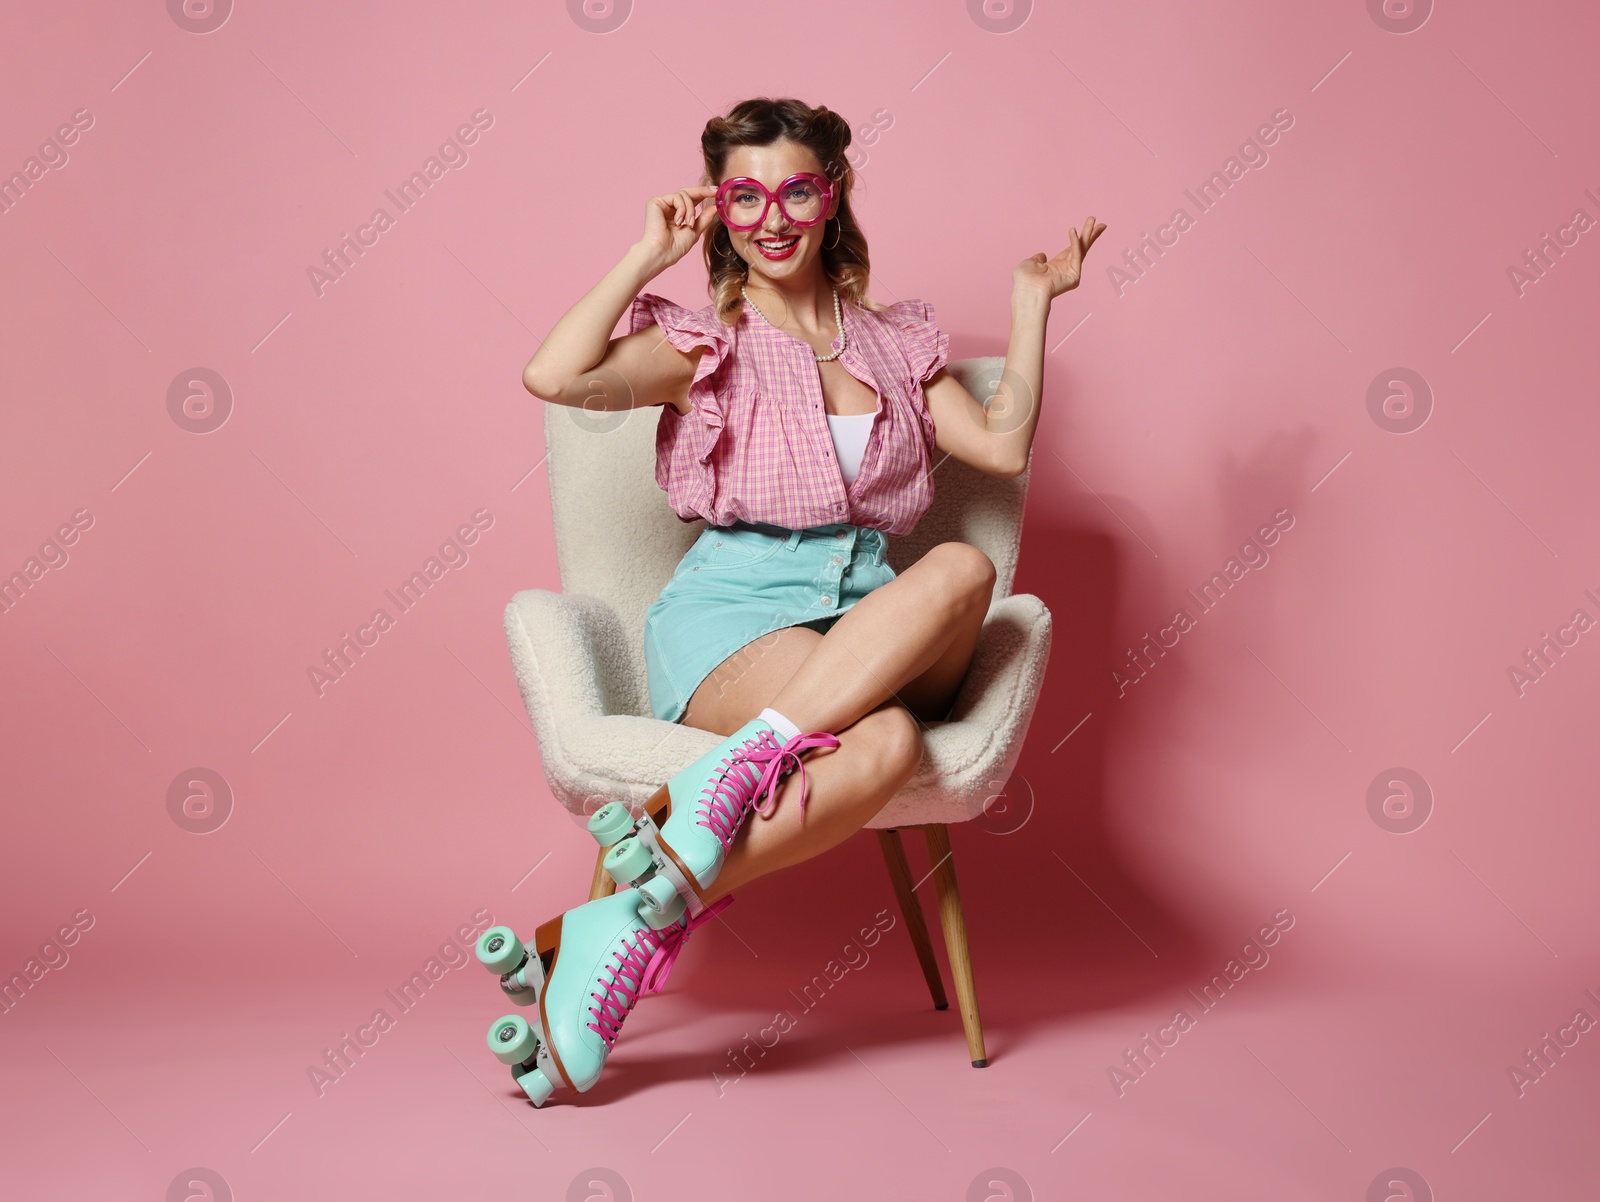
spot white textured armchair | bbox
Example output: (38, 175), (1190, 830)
(504, 355), (1052, 1066)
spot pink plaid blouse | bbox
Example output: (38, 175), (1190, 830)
(628, 291), (951, 537)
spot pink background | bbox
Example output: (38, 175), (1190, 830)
(3, 1), (1597, 1198)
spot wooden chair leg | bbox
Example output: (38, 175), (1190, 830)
(587, 845), (617, 902)
(876, 829), (948, 1011)
(921, 824), (988, 1067)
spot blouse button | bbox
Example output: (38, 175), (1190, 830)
(831, 555), (842, 566)
(821, 595), (833, 607)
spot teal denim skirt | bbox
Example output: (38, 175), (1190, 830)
(644, 520), (897, 723)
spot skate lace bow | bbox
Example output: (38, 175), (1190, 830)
(586, 896), (734, 1049)
(696, 729), (841, 846)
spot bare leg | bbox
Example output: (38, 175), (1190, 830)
(702, 699), (922, 904)
(676, 542), (998, 898)
(681, 541), (998, 734)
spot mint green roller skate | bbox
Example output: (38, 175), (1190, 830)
(586, 717), (840, 923)
(475, 886), (729, 1106)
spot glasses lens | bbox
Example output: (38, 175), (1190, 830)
(720, 182), (769, 229)
(779, 179), (824, 224)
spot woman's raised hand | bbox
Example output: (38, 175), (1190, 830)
(637, 185), (721, 272)
(1013, 215), (1107, 301)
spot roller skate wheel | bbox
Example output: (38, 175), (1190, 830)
(475, 926), (525, 975)
(586, 801), (635, 848)
(511, 1063), (556, 1106)
(638, 875), (687, 927)
(604, 836), (654, 886)
(487, 1014), (539, 1065)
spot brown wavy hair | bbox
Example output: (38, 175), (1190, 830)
(699, 97), (881, 327)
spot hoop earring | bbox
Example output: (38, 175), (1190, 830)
(824, 218), (841, 250)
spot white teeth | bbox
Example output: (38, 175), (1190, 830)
(758, 238), (797, 249)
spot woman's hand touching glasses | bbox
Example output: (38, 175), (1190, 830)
(636, 185), (720, 274)
(1013, 215), (1108, 302)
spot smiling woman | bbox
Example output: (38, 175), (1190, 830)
(502, 94), (1103, 1108)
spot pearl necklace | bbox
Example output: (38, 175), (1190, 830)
(740, 283), (846, 363)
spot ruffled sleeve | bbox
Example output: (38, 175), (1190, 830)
(629, 292), (731, 468)
(882, 298), (951, 385)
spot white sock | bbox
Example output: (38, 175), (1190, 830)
(758, 707), (802, 741)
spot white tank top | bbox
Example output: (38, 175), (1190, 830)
(825, 411), (875, 486)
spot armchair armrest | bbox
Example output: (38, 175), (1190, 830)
(503, 588), (732, 817)
(947, 592), (1053, 733)
(503, 587), (630, 751)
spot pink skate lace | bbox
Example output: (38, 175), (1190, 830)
(696, 728), (842, 846)
(586, 896), (734, 1049)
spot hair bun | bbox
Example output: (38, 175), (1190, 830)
(816, 107), (850, 146)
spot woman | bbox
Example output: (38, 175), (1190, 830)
(488, 97), (1103, 1106)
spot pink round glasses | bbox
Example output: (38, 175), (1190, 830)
(714, 172), (835, 231)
